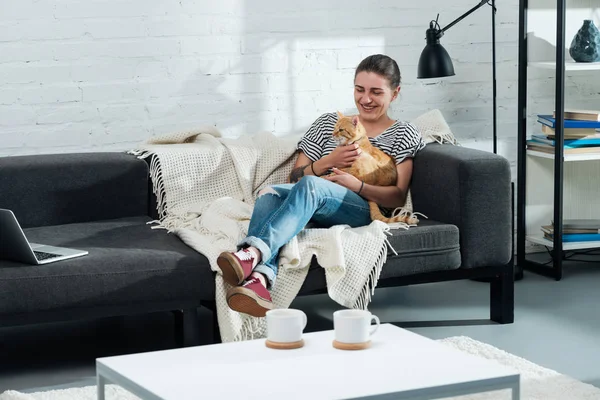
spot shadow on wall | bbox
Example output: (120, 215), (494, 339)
(526, 31), (600, 106)
(167, 2), (506, 141)
(168, 1), (435, 139)
(527, 32), (570, 63)
(149, 62), (242, 139)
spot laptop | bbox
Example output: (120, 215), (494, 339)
(0, 208), (88, 265)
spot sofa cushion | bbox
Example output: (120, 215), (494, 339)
(0, 152), (150, 229)
(298, 220), (461, 295)
(0, 216), (214, 317)
(381, 219), (461, 279)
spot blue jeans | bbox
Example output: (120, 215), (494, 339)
(238, 175), (372, 288)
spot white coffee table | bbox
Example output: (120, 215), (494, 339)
(96, 324), (520, 400)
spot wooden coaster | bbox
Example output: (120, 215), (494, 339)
(332, 340), (371, 350)
(265, 339), (304, 350)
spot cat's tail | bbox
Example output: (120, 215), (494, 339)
(368, 201), (420, 225)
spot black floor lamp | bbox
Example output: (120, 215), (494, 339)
(415, 1), (521, 280)
(416, 0), (497, 155)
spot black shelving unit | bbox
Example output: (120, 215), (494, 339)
(517, 0), (568, 281)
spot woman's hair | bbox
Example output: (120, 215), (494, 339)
(354, 54), (401, 88)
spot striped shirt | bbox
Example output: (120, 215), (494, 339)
(297, 112), (426, 165)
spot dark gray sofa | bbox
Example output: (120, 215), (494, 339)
(0, 144), (514, 346)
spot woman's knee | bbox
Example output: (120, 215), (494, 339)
(292, 175), (331, 204)
(296, 175), (321, 189)
(257, 186), (280, 198)
(257, 183), (293, 200)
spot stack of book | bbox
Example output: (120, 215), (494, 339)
(541, 219), (600, 242)
(527, 109), (600, 154)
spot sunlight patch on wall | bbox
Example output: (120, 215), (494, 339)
(267, 36), (386, 135)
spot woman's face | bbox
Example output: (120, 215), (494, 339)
(353, 71), (399, 123)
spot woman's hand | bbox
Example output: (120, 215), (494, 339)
(323, 168), (363, 193)
(322, 143), (362, 169)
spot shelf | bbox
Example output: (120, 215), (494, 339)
(518, 0), (600, 279)
(529, 61), (600, 71)
(527, 234), (600, 250)
(526, 149), (600, 161)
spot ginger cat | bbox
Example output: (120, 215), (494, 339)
(331, 111), (419, 225)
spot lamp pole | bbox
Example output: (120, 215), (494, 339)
(492, 0), (497, 154)
(419, 0), (498, 154)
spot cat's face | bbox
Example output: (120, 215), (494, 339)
(333, 112), (364, 145)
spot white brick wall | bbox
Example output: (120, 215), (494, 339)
(2, 0), (600, 180)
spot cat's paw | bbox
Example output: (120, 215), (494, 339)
(407, 216), (419, 225)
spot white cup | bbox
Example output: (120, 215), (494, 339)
(333, 309), (380, 344)
(266, 309), (307, 343)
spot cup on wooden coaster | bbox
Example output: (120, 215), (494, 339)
(332, 309), (380, 350)
(265, 309), (307, 350)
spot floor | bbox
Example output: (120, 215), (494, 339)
(1, 255), (599, 394)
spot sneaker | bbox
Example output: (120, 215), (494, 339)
(226, 277), (273, 317)
(217, 249), (257, 286)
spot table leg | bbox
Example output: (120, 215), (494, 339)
(97, 373), (106, 400)
(511, 379), (520, 400)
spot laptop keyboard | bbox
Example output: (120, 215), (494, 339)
(34, 251), (61, 261)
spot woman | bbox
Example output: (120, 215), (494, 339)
(217, 54), (426, 317)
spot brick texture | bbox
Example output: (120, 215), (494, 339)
(2, 0), (600, 179)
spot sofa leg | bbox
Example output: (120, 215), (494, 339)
(212, 306), (222, 344)
(490, 265), (514, 324)
(200, 300), (222, 344)
(173, 309), (199, 347)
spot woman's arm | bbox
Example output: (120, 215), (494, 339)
(358, 159), (413, 208)
(325, 159), (413, 209)
(289, 145), (362, 183)
(288, 152), (311, 183)
(288, 151), (330, 183)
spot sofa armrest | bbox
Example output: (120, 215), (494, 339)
(411, 144), (512, 268)
(0, 152), (150, 228)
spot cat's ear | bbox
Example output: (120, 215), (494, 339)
(336, 111), (344, 119)
(352, 115), (359, 126)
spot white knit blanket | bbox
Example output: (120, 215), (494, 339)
(128, 109), (457, 343)
(129, 127), (403, 342)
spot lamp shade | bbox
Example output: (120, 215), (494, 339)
(417, 42), (455, 79)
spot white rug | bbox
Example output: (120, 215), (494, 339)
(1, 336), (599, 400)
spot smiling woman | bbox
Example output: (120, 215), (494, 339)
(216, 54), (426, 319)
(353, 54), (401, 127)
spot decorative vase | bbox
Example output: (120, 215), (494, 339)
(569, 19), (600, 62)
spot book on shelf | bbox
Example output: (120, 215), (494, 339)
(541, 124), (598, 138)
(526, 141), (600, 154)
(553, 109), (600, 122)
(542, 232), (600, 242)
(559, 219), (600, 230)
(529, 134), (600, 148)
(541, 225), (600, 234)
(537, 115), (600, 129)
(541, 221), (600, 242)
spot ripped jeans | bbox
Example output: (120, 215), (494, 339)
(238, 175), (372, 288)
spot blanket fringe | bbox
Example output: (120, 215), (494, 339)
(148, 152), (170, 222)
(424, 130), (460, 146)
(352, 237), (387, 311)
(233, 315), (265, 342)
(390, 206), (428, 223)
(384, 229), (399, 256)
(127, 149), (150, 159)
(127, 149), (171, 224)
